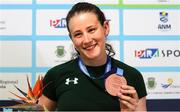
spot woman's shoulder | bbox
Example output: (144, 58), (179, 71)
(45, 58), (79, 78)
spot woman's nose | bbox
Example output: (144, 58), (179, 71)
(83, 33), (92, 43)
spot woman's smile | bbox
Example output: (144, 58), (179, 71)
(83, 43), (97, 50)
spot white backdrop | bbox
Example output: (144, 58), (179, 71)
(0, 0), (180, 104)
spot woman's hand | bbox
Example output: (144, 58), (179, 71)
(117, 85), (139, 111)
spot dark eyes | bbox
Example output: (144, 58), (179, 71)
(74, 33), (82, 37)
(73, 28), (96, 38)
(88, 28), (96, 33)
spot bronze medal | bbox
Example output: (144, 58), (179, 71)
(105, 74), (127, 96)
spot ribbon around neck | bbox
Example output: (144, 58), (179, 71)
(78, 56), (124, 79)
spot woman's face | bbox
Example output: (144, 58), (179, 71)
(68, 12), (109, 61)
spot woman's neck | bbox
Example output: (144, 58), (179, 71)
(80, 54), (107, 67)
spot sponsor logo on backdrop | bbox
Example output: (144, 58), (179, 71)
(0, 73), (31, 100)
(0, 80), (18, 89)
(160, 11), (168, 23)
(135, 48), (180, 59)
(161, 78), (180, 89)
(143, 72), (180, 99)
(36, 10), (69, 35)
(158, 11), (171, 32)
(161, 78), (173, 89)
(55, 45), (66, 58)
(146, 77), (157, 89)
(135, 48), (159, 59)
(50, 18), (66, 28)
(123, 10), (180, 35)
(54, 43), (74, 63)
(36, 41), (74, 67)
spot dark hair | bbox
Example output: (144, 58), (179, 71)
(66, 2), (106, 33)
(66, 2), (115, 59)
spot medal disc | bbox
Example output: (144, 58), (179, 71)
(105, 74), (127, 96)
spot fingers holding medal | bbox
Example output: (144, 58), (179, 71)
(117, 85), (139, 111)
(105, 73), (139, 111)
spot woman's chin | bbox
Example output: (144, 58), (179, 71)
(84, 53), (101, 60)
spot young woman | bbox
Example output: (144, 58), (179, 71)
(38, 2), (147, 111)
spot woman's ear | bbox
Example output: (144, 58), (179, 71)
(103, 20), (110, 37)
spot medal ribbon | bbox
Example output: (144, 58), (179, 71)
(78, 56), (124, 79)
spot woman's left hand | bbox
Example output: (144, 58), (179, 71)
(117, 85), (139, 111)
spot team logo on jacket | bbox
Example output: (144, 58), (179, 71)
(65, 77), (78, 85)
